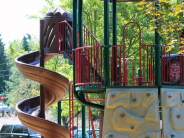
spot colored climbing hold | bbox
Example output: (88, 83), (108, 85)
(111, 95), (115, 98)
(119, 114), (125, 119)
(132, 99), (136, 102)
(146, 93), (150, 97)
(176, 115), (180, 119)
(109, 134), (113, 138)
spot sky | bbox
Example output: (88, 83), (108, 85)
(0, 0), (50, 49)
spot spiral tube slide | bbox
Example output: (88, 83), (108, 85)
(15, 51), (70, 138)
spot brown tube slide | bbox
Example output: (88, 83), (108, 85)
(15, 51), (69, 138)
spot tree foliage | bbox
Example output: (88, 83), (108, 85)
(22, 35), (30, 52)
(0, 34), (9, 94)
(137, 0), (184, 53)
(44, 56), (74, 127)
(5, 36), (40, 108)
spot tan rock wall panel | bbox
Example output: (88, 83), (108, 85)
(161, 88), (184, 138)
(102, 88), (160, 138)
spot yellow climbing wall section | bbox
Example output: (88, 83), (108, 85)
(102, 88), (161, 138)
(161, 88), (184, 138)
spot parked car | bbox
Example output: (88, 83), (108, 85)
(72, 129), (99, 138)
(0, 123), (41, 138)
(0, 103), (11, 117)
(85, 129), (99, 138)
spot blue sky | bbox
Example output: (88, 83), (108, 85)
(0, 0), (49, 49)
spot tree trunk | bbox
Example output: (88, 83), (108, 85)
(61, 116), (69, 129)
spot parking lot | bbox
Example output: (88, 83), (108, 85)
(0, 113), (20, 130)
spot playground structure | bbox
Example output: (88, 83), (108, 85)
(14, 1), (184, 138)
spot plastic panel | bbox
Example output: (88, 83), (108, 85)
(161, 88), (184, 138)
(102, 88), (160, 138)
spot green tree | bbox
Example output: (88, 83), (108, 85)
(22, 35), (30, 52)
(45, 56), (74, 127)
(137, 0), (184, 53)
(0, 34), (9, 94)
(5, 36), (40, 108)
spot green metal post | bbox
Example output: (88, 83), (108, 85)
(154, 0), (162, 136)
(79, 93), (86, 138)
(78, 0), (85, 137)
(82, 105), (85, 137)
(72, 0), (78, 134)
(72, 0), (77, 110)
(58, 101), (61, 125)
(112, 1), (117, 84)
(78, 0), (83, 48)
(104, 0), (109, 87)
(138, 68), (142, 85)
(155, 0), (161, 87)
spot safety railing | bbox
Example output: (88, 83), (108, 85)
(181, 55), (184, 85)
(161, 46), (171, 85)
(110, 51), (142, 86)
(83, 23), (101, 47)
(140, 45), (154, 85)
(149, 56), (155, 86)
(123, 22), (154, 86)
(58, 21), (73, 62)
(58, 21), (102, 63)
(75, 46), (103, 88)
(161, 48), (184, 86)
(161, 24), (183, 86)
(110, 22), (155, 86)
(110, 45), (125, 86)
(65, 82), (103, 138)
(68, 81), (76, 138)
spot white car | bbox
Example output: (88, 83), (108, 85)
(0, 103), (11, 116)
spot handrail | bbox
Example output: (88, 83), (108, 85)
(69, 81), (74, 138)
(111, 45), (125, 86)
(75, 46), (103, 88)
(85, 94), (96, 138)
(83, 23), (101, 47)
(58, 21), (104, 110)
(58, 21), (73, 63)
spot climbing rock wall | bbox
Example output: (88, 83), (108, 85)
(102, 88), (160, 138)
(161, 88), (184, 138)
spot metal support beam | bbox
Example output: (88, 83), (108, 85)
(40, 19), (45, 138)
(104, 0), (109, 87)
(78, 0), (85, 137)
(155, 0), (161, 87)
(112, 1), (117, 84)
(78, 0), (83, 48)
(72, 0), (77, 112)
(58, 101), (61, 125)
(72, 0), (77, 111)
(154, 0), (162, 136)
